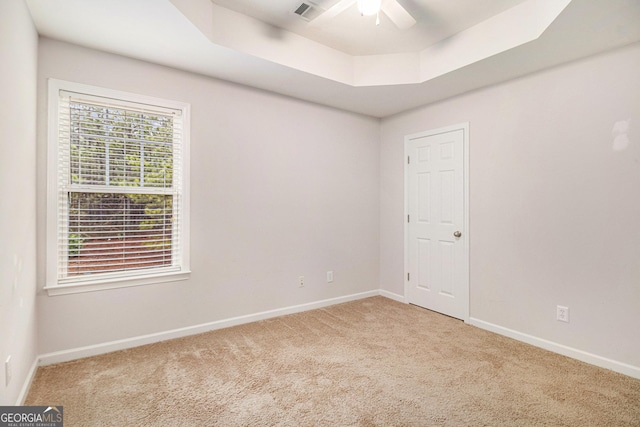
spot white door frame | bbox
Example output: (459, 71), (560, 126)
(404, 122), (470, 323)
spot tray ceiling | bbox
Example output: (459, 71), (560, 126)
(26, 0), (640, 117)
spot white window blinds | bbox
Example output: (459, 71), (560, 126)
(54, 89), (186, 284)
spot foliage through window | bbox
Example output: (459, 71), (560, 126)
(47, 80), (190, 293)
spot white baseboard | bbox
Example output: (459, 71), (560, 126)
(470, 317), (640, 380)
(16, 358), (39, 405)
(379, 289), (406, 303)
(39, 290), (379, 366)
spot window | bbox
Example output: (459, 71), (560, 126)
(46, 80), (190, 295)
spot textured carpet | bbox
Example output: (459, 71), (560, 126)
(26, 297), (640, 426)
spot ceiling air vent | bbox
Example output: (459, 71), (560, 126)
(293, 2), (324, 22)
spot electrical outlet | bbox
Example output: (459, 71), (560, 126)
(557, 305), (569, 323)
(298, 276), (304, 288)
(5, 355), (12, 387)
(327, 271), (334, 283)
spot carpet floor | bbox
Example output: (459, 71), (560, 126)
(25, 297), (640, 426)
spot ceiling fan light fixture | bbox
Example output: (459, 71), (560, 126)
(357, 0), (382, 16)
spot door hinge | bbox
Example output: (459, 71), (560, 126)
(407, 156), (410, 164)
(407, 214), (410, 223)
(407, 272), (410, 281)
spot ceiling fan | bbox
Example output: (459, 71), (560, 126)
(306, 0), (417, 30)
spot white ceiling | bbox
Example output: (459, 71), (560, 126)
(26, 0), (640, 118)
(211, 0), (529, 56)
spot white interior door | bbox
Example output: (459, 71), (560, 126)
(405, 124), (469, 321)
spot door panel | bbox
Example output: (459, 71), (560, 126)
(417, 238), (430, 290)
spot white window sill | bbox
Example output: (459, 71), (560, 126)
(44, 270), (191, 296)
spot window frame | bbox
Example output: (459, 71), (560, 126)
(45, 79), (190, 296)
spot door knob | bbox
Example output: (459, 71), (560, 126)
(453, 231), (462, 238)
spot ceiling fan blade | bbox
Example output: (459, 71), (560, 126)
(309, 0), (356, 26)
(381, 0), (416, 30)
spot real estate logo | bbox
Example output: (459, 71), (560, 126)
(0, 406), (63, 427)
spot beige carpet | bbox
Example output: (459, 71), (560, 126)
(26, 297), (640, 426)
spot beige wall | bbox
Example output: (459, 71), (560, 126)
(36, 39), (380, 355)
(380, 43), (640, 368)
(0, 0), (39, 404)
